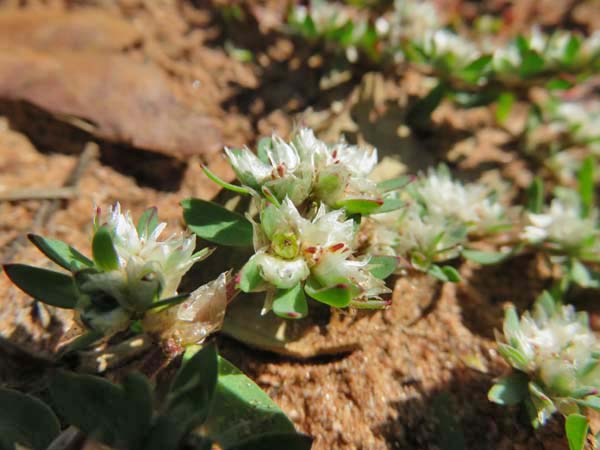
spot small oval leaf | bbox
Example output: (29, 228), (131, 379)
(28, 234), (93, 271)
(182, 199), (253, 247)
(0, 388), (60, 450)
(3, 264), (78, 308)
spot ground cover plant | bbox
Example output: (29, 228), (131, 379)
(0, 0), (599, 449)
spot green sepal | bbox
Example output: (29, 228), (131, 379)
(304, 276), (354, 308)
(272, 283), (308, 319)
(92, 226), (120, 271)
(238, 256), (265, 292)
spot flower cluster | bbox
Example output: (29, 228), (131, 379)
(362, 166), (507, 279)
(521, 189), (599, 260)
(239, 198), (391, 318)
(224, 127), (385, 214)
(75, 204), (215, 336)
(5, 203), (229, 350)
(490, 293), (600, 428)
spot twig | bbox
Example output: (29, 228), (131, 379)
(0, 186), (78, 202)
(2, 142), (99, 263)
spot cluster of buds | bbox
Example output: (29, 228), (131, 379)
(5, 204), (229, 353)
(490, 293), (600, 429)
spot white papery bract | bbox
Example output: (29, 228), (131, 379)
(224, 127), (382, 210)
(143, 272), (229, 351)
(95, 203), (208, 299)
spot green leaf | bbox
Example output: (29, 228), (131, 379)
(488, 373), (529, 405)
(459, 55), (492, 84)
(272, 284), (308, 319)
(3, 264), (78, 309)
(526, 176), (544, 213)
(563, 35), (581, 66)
(377, 176), (412, 192)
(239, 256), (265, 292)
(441, 266), (461, 282)
(304, 276), (353, 308)
(203, 356), (297, 448)
(202, 165), (251, 195)
(27, 234), (93, 271)
(226, 432), (313, 450)
(49, 371), (151, 450)
(374, 197), (405, 214)
(92, 226), (120, 271)
(495, 92), (515, 125)
(369, 255), (398, 280)
(578, 156), (594, 218)
(182, 198), (253, 247)
(462, 249), (511, 265)
(565, 414), (588, 450)
(546, 78), (573, 91)
(0, 388), (60, 450)
(167, 341), (219, 434)
(407, 82), (446, 127)
(427, 265), (460, 283)
(137, 207), (159, 239)
(338, 198), (384, 215)
(520, 51), (545, 77)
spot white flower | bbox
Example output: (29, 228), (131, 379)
(96, 203), (209, 299)
(412, 167), (506, 231)
(521, 193), (598, 250)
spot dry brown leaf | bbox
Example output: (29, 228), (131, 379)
(0, 48), (222, 158)
(0, 10), (140, 51)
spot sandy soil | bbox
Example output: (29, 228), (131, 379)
(0, 1), (597, 449)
